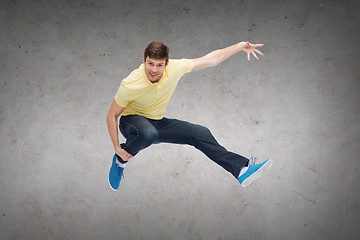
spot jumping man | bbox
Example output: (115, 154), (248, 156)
(106, 41), (273, 191)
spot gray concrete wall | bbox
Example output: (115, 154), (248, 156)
(1, 0), (359, 239)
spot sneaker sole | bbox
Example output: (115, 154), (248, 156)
(241, 159), (273, 187)
(108, 178), (119, 191)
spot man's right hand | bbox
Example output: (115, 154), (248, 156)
(115, 145), (134, 162)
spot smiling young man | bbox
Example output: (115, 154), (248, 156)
(107, 41), (272, 191)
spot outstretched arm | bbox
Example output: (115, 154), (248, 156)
(191, 41), (264, 71)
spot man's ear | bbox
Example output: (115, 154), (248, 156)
(143, 57), (145, 63)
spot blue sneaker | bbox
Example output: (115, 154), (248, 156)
(108, 154), (125, 191)
(237, 157), (273, 187)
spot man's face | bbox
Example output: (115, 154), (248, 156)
(143, 57), (167, 83)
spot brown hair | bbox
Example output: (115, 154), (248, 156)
(144, 41), (169, 65)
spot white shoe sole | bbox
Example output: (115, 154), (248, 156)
(241, 159), (273, 187)
(108, 178), (119, 192)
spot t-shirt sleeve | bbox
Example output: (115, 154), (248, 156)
(178, 58), (194, 74)
(114, 82), (132, 108)
(169, 58), (194, 79)
(114, 67), (143, 108)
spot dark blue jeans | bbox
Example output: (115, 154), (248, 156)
(119, 115), (249, 178)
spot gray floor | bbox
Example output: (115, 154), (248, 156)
(1, 0), (359, 239)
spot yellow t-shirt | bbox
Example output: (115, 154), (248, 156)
(115, 59), (194, 120)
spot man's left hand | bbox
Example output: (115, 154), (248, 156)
(242, 41), (264, 61)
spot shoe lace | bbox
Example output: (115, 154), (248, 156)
(116, 164), (125, 178)
(249, 155), (257, 165)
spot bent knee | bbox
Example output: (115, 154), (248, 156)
(196, 125), (211, 135)
(191, 125), (213, 140)
(140, 129), (158, 144)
